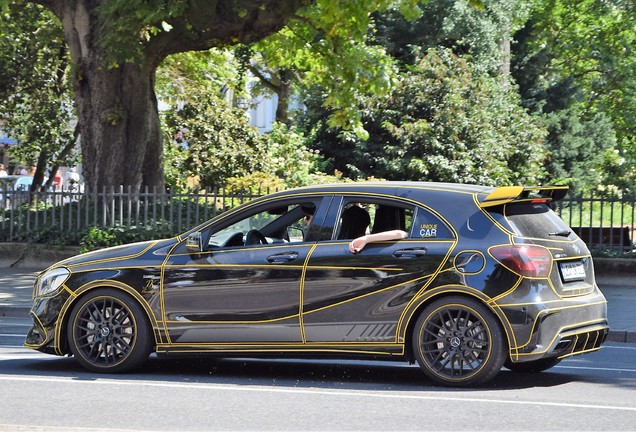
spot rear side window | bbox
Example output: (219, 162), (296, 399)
(504, 203), (570, 238)
(412, 207), (454, 240)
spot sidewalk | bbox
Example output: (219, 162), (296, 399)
(0, 256), (634, 343)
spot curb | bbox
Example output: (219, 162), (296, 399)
(606, 330), (636, 344)
(0, 243), (80, 269)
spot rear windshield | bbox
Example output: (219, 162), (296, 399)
(503, 203), (571, 238)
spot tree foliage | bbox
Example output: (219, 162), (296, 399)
(0, 1), (78, 189)
(3, 0), (635, 196)
(162, 94), (267, 190)
(162, 89), (330, 191)
(2, 0), (309, 193)
(512, 0), (636, 192)
(305, 49), (546, 185)
(373, 0), (532, 73)
(244, 0), (423, 138)
(542, 108), (616, 190)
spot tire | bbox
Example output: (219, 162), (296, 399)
(67, 289), (153, 373)
(412, 296), (507, 387)
(504, 357), (561, 373)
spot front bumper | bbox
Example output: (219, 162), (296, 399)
(24, 288), (71, 356)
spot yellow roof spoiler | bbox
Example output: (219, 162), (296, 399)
(479, 186), (569, 208)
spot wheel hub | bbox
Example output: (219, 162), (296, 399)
(449, 336), (462, 348)
(100, 326), (111, 337)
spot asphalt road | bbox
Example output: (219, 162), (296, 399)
(1, 316), (635, 431)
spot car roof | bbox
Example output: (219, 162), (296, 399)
(181, 181), (500, 238)
(270, 181), (496, 197)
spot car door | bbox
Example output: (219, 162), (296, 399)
(161, 196), (331, 345)
(301, 196), (456, 344)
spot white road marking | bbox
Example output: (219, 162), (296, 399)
(556, 364), (636, 373)
(601, 344), (636, 350)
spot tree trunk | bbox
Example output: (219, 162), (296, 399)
(59, 1), (162, 193)
(275, 69), (293, 125)
(74, 62), (163, 192)
(45, 0), (306, 193)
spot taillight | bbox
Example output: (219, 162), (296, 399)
(489, 245), (552, 278)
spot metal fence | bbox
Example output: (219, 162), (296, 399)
(556, 192), (636, 251)
(1, 186), (635, 251)
(0, 186), (263, 243)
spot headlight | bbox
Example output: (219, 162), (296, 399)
(36, 267), (70, 297)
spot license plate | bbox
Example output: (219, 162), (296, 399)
(559, 261), (586, 282)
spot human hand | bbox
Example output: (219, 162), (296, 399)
(349, 236), (367, 253)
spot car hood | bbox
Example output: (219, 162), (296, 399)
(52, 237), (179, 270)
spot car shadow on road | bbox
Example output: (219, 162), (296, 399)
(0, 353), (609, 392)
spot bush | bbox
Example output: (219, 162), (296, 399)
(303, 48), (547, 185)
(79, 222), (175, 252)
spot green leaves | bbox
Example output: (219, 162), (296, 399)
(513, 0), (636, 192)
(306, 48), (546, 185)
(0, 1), (78, 176)
(162, 92), (267, 189)
(247, 0), (422, 135)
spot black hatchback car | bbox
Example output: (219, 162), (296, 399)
(25, 182), (608, 386)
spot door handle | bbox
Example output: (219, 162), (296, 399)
(393, 247), (427, 258)
(266, 252), (299, 263)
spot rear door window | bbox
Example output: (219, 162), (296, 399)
(333, 198), (414, 240)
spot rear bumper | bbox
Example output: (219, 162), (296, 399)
(549, 324), (608, 359)
(502, 288), (608, 363)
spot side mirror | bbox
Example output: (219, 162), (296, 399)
(185, 232), (203, 253)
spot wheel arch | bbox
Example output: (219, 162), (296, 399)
(400, 285), (512, 362)
(56, 280), (160, 355)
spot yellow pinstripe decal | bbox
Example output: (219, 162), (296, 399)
(165, 315), (300, 325)
(394, 242), (458, 338)
(508, 302), (607, 352)
(514, 319), (608, 359)
(64, 240), (162, 269)
(488, 274), (523, 303)
(452, 249), (486, 275)
(155, 346), (403, 356)
(302, 274), (435, 328)
(163, 341), (402, 348)
(159, 240), (184, 344)
(299, 244), (318, 343)
(23, 313), (49, 351)
(53, 277), (163, 354)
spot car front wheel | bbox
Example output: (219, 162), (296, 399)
(412, 296), (506, 387)
(67, 289), (153, 373)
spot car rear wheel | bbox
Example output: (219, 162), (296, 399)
(412, 296), (506, 387)
(504, 357), (561, 373)
(67, 289), (153, 373)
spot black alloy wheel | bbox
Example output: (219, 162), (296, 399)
(412, 296), (506, 387)
(67, 289), (153, 373)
